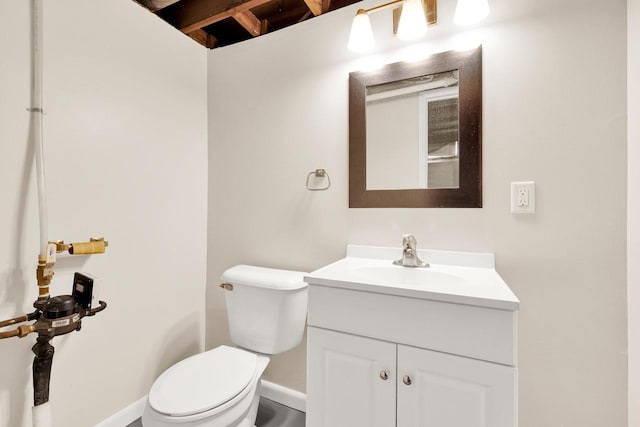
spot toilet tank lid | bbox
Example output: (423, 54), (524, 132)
(221, 265), (308, 290)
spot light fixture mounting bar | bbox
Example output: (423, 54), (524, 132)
(362, 0), (436, 21)
(364, 0), (404, 14)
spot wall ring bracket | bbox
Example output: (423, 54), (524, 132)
(306, 169), (331, 191)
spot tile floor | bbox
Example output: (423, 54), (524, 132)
(255, 397), (305, 427)
(127, 397), (305, 427)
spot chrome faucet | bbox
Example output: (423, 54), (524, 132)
(393, 234), (430, 268)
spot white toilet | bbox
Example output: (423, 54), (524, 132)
(142, 265), (308, 427)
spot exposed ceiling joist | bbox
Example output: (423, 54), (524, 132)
(163, 0), (274, 34)
(233, 10), (268, 37)
(188, 28), (218, 48)
(133, 0), (359, 49)
(303, 0), (330, 16)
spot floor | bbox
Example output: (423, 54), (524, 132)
(127, 397), (305, 427)
(255, 397), (305, 427)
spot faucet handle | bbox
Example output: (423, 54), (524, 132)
(402, 234), (417, 250)
(394, 234), (430, 268)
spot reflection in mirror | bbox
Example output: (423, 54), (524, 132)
(366, 71), (460, 190)
(349, 47), (482, 208)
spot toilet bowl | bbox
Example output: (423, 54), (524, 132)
(142, 346), (270, 427)
(142, 265), (308, 427)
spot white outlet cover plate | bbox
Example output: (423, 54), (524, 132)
(511, 181), (535, 213)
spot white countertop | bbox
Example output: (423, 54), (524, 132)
(305, 245), (520, 311)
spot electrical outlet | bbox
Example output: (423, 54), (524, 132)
(518, 188), (529, 207)
(511, 182), (535, 213)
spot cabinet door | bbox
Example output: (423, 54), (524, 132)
(397, 345), (517, 427)
(307, 327), (396, 427)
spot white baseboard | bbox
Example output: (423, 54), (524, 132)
(260, 380), (306, 413)
(94, 395), (147, 427)
(94, 381), (306, 426)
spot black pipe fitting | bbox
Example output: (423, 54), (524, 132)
(32, 335), (54, 406)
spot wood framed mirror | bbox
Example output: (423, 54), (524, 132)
(349, 47), (482, 208)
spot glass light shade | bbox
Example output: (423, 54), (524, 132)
(454, 0), (490, 26)
(396, 0), (428, 41)
(348, 10), (375, 53)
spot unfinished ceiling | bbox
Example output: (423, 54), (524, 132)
(134, 0), (361, 49)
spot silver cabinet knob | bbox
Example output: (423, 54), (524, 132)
(379, 371), (389, 380)
(403, 375), (412, 385)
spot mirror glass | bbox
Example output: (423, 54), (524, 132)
(366, 71), (460, 190)
(349, 47), (482, 208)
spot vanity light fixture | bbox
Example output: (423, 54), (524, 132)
(347, 9), (375, 52)
(348, 0), (489, 53)
(396, 0), (429, 40)
(348, 0), (430, 53)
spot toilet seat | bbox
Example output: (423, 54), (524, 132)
(149, 346), (258, 417)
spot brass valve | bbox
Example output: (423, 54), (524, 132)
(69, 237), (108, 255)
(36, 261), (54, 287)
(35, 237), (109, 308)
(36, 247), (56, 302)
(17, 324), (35, 338)
(52, 240), (70, 253)
(51, 237), (109, 255)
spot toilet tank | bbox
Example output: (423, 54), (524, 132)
(220, 265), (308, 355)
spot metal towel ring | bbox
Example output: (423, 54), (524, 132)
(306, 169), (331, 191)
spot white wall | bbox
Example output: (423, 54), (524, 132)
(207, 0), (628, 425)
(0, 1), (207, 426)
(629, 0), (639, 424)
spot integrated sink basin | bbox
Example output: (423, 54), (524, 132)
(354, 265), (467, 287)
(305, 244), (519, 310)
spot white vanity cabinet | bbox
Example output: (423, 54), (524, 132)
(395, 343), (515, 427)
(305, 245), (520, 427)
(307, 327), (396, 427)
(307, 327), (516, 427)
